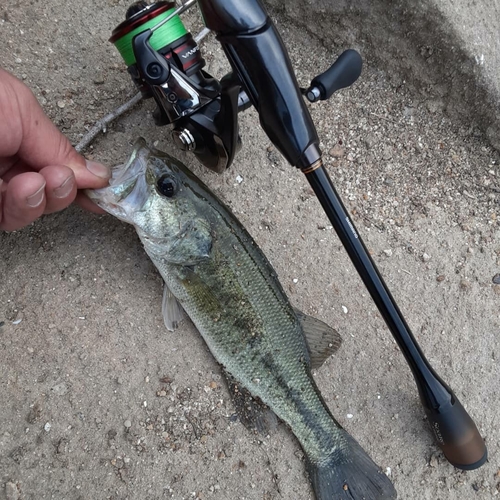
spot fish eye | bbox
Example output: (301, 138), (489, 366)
(157, 175), (178, 198)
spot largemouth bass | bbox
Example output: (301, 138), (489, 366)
(87, 139), (396, 500)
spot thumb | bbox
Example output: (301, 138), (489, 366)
(3, 70), (110, 189)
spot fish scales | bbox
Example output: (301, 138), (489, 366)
(154, 211), (343, 465)
(86, 139), (397, 500)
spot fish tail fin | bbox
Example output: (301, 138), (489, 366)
(307, 432), (397, 500)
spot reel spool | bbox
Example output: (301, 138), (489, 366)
(110, 1), (205, 97)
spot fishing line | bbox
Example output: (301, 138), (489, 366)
(110, 2), (188, 67)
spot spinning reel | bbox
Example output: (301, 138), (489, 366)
(110, 0), (487, 471)
(110, 0), (361, 173)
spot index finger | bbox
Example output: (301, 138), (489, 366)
(0, 69), (110, 190)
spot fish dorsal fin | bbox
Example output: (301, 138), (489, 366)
(222, 369), (278, 435)
(294, 308), (342, 369)
(162, 283), (184, 331)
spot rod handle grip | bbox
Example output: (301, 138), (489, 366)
(425, 396), (487, 470)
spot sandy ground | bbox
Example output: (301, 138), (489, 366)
(1, 2), (499, 499)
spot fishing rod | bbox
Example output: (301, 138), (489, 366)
(109, 0), (487, 470)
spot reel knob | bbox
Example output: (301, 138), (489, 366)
(306, 49), (363, 102)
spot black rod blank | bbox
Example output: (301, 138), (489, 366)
(304, 163), (487, 470)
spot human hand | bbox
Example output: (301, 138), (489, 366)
(0, 68), (111, 231)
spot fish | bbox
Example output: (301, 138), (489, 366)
(86, 138), (397, 500)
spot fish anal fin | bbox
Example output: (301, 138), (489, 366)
(222, 369), (278, 435)
(162, 283), (184, 331)
(294, 308), (342, 370)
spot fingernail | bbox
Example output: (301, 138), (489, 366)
(26, 183), (46, 208)
(85, 159), (111, 179)
(54, 175), (75, 198)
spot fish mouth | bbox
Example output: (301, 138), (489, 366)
(86, 138), (151, 222)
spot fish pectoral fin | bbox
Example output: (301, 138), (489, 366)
(222, 369), (278, 435)
(294, 308), (342, 370)
(162, 283), (185, 331)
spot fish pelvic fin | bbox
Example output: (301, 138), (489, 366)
(307, 431), (397, 500)
(294, 308), (342, 369)
(162, 283), (184, 331)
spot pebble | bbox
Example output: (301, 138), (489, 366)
(383, 249), (393, 257)
(426, 99), (445, 114)
(57, 100), (66, 109)
(44, 422), (51, 432)
(51, 382), (68, 396)
(329, 144), (345, 158)
(492, 274), (500, 284)
(460, 279), (471, 290)
(436, 275), (446, 282)
(5, 482), (19, 500)
(429, 453), (439, 468)
(403, 106), (414, 117)
(421, 253), (431, 262)
(124, 420), (132, 428)
(235, 175), (243, 184)
(346, 414), (353, 419)
(362, 134), (377, 149)
(342, 306), (348, 314)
